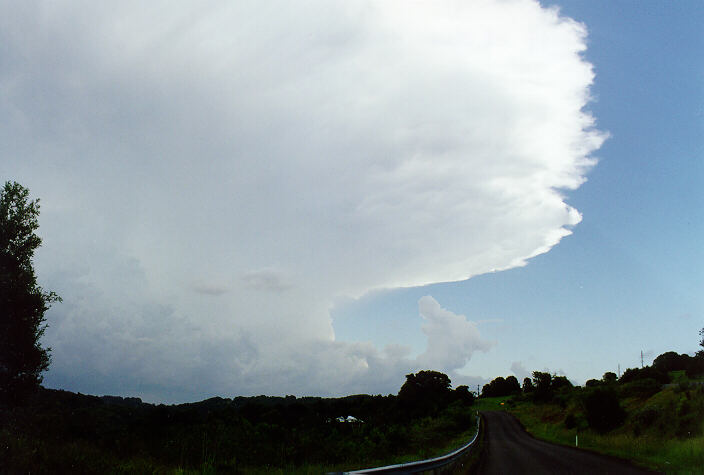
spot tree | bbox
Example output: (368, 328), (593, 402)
(398, 370), (452, 414)
(505, 375), (521, 394)
(698, 327), (704, 358)
(602, 372), (617, 384)
(582, 387), (625, 433)
(482, 375), (521, 397)
(551, 375), (573, 391)
(531, 371), (552, 401)
(0, 181), (60, 403)
(522, 377), (534, 393)
(453, 385), (475, 405)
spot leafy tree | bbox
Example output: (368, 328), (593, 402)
(602, 372), (617, 384)
(653, 351), (690, 373)
(551, 375), (573, 391)
(398, 370), (452, 414)
(482, 375), (522, 397)
(619, 366), (668, 384)
(505, 375), (521, 394)
(0, 182), (60, 403)
(582, 387), (625, 433)
(453, 385), (475, 405)
(531, 371), (552, 401)
(522, 377), (534, 393)
(698, 327), (704, 358)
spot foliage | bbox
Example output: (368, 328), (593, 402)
(509, 386), (704, 473)
(398, 370), (452, 416)
(619, 365), (668, 385)
(581, 387), (625, 433)
(481, 375), (520, 398)
(602, 372), (617, 384)
(504, 347), (704, 473)
(0, 182), (60, 404)
(1, 372), (478, 473)
(531, 371), (553, 401)
(522, 377), (534, 393)
(454, 385), (476, 406)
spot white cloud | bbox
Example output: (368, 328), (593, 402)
(1, 0), (605, 401)
(242, 269), (293, 293)
(510, 361), (530, 381)
(417, 296), (493, 372)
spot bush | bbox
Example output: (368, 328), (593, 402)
(582, 388), (625, 433)
(618, 378), (661, 399)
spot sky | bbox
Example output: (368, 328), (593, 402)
(1, 0), (701, 403)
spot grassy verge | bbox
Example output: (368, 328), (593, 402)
(507, 390), (704, 474)
(293, 411), (481, 474)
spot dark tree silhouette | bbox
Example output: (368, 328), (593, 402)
(582, 387), (625, 433)
(454, 385), (475, 405)
(398, 370), (452, 414)
(602, 372), (617, 384)
(482, 375), (521, 397)
(698, 327), (704, 358)
(531, 371), (552, 401)
(0, 182), (60, 403)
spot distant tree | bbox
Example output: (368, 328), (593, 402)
(619, 366), (668, 385)
(585, 379), (602, 388)
(0, 182), (60, 403)
(582, 388), (625, 433)
(505, 375), (521, 394)
(551, 375), (573, 391)
(531, 371), (552, 401)
(454, 385), (475, 405)
(522, 377), (534, 393)
(482, 375), (522, 397)
(602, 372), (618, 384)
(653, 351), (690, 373)
(481, 376), (504, 397)
(686, 333), (704, 376)
(398, 370), (452, 414)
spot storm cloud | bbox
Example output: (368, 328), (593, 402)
(1, 0), (605, 402)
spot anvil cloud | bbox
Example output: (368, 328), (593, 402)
(0, 0), (605, 402)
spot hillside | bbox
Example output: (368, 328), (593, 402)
(478, 350), (704, 473)
(0, 371), (477, 474)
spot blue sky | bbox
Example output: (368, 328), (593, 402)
(334, 0), (704, 385)
(2, 0), (701, 402)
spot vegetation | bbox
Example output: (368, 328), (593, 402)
(0, 182), (60, 404)
(2, 183), (702, 472)
(481, 375), (520, 398)
(487, 338), (704, 473)
(0, 371), (478, 473)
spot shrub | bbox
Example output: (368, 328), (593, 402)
(618, 378), (661, 399)
(582, 388), (625, 433)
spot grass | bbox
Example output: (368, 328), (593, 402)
(507, 388), (704, 474)
(303, 410), (481, 474)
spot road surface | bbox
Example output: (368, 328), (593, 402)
(472, 411), (658, 474)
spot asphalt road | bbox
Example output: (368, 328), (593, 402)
(471, 411), (658, 474)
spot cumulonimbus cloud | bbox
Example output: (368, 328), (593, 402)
(1, 0), (605, 402)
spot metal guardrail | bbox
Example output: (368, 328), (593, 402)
(334, 413), (481, 474)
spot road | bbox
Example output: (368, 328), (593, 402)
(471, 411), (658, 474)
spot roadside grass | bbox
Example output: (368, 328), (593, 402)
(295, 408), (481, 474)
(473, 395), (512, 412)
(1, 403), (480, 475)
(508, 387), (704, 474)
